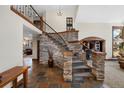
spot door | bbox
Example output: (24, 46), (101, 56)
(37, 40), (40, 60)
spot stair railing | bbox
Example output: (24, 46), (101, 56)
(30, 5), (68, 49)
(11, 5), (68, 50)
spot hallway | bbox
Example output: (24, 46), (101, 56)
(23, 57), (103, 88)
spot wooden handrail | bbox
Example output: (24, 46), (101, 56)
(11, 5), (68, 49)
(30, 5), (67, 45)
(10, 5), (42, 32)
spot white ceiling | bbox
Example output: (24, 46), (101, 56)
(33, 5), (78, 16)
(76, 5), (124, 23)
(32, 5), (124, 23)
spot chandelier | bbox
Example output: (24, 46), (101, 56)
(57, 6), (63, 16)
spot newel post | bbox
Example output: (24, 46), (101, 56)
(92, 51), (106, 80)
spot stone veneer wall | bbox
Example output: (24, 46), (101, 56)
(92, 51), (106, 80)
(68, 41), (81, 52)
(39, 30), (79, 81)
(63, 51), (72, 81)
(39, 34), (64, 69)
(54, 30), (79, 41)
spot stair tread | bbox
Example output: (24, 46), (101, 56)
(73, 56), (80, 57)
(73, 65), (89, 69)
(72, 60), (83, 63)
(73, 72), (93, 77)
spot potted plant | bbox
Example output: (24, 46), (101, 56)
(119, 42), (124, 57)
(48, 48), (54, 68)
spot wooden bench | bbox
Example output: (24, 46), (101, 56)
(0, 66), (28, 88)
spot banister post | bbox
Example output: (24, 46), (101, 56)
(92, 51), (106, 80)
(63, 50), (73, 82)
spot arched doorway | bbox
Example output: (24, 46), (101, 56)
(80, 36), (105, 52)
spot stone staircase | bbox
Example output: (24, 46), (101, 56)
(72, 54), (93, 83)
(39, 34), (66, 69)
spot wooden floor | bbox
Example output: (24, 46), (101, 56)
(22, 56), (103, 88)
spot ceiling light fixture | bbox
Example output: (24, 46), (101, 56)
(57, 6), (63, 16)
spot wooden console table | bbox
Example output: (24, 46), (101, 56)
(0, 66), (28, 88)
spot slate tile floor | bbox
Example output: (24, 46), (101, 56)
(22, 57), (103, 88)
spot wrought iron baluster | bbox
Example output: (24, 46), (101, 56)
(33, 11), (35, 21)
(25, 5), (28, 17)
(22, 5), (24, 14)
(11, 5), (68, 50)
(16, 5), (19, 12)
(28, 6), (30, 18)
(30, 7), (33, 22)
(19, 5), (21, 13)
(12, 5), (16, 10)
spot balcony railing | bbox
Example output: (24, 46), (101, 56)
(11, 5), (42, 30)
(11, 5), (68, 50)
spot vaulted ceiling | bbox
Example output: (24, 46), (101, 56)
(33, 5), (78, 16)
(33, 5), (124, 23)
(76, 5), (124, 23)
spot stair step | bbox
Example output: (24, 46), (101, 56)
(72, 56), (80, 58)
(73, 65), (89, 69)
(73, 63), (84, 67)
(73, 72), (93, 77)
(72, 76), (84, 83)
(72, 58), (81, 61)
(73, 69), (91, 73)
(72, 60), (83, 64)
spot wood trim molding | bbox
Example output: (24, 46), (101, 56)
(105, 58), (118, 61)
(48, 30), (79, 34)
(112, 26), (123, 30)
(80, 36), (105, 41)
(59, 30), (79, 33)
(68, 40), (79, 43)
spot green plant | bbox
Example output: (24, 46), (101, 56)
(119, 42), (124, 52)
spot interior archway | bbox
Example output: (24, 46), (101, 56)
(80, 36), (105, 52)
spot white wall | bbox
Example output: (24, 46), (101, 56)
(0, 6), (23, 72)
(75, 23), (123, 59)
(0, 6), (41, 87)
(0, 6), (41, 72)
(46, 9), (76, 32)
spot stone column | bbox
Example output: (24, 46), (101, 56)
(92, 51), (106, 80)
(63, 51), (73, 82)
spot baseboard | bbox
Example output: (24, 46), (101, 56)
(105, 58), (118, 61)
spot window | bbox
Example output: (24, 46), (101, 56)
(66, 17), (73, 31)
(112, 26), (124, 57)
